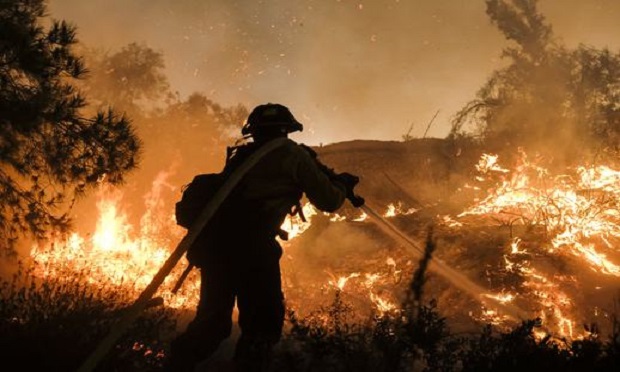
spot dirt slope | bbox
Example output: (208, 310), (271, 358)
(311, 138), (480, 214)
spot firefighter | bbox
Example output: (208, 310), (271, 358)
(166, 103), (358, 371)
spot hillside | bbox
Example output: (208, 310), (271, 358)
(312, 138), (481, 214)
(282, 137), (620, 339)
(283, 138), (500, 333)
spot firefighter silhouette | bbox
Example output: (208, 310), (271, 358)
(166, 103), (358, 371)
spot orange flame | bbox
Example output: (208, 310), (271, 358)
(31, 174), (198, 309)
(454, 151), (620, 339)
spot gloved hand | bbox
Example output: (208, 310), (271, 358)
(332, 172), (365, 207)
(333, 172), (359, 190)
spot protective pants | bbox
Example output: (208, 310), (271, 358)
(168, 237), (285, 372)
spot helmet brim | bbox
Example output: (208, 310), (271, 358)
(241, 120), (303, 135)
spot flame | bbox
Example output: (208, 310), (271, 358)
(454, 151), (620, 339)
(328, 272), (361, 291)
(280, 203), (317, 240)
(353, 211), (368, 221)
(24, 147), (618, 343)
(30, 173), (198, 309)
(27, 156), (421, 315)
(369, 292), (397, 314)
(383, 202), (417, 217)
(520, 267), (577, 339)
(323, 259), (401, 316)
(475, 153), (510, 174)
(483, 292), (516, 304)
(458, 152), (620, 277)
(438, 215), (463, 227)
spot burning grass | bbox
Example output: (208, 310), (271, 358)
(2, 231), (619, 371)
(1, 145), (620, 370)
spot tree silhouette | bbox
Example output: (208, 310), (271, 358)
(451, 0), (620, 158)
(141, 92), (248, 184)
(82, 42), (171, 116)
(0, 0), (141, 255)
(71, 39), (249, 230)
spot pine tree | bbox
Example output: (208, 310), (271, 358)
(0, 0), (141, 255)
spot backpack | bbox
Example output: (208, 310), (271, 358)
(174, 172), (226, 229)
(174, 138), (293, 267)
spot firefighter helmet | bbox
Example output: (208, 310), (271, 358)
(241, 103), (303, 136)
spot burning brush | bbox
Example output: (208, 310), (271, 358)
(24, 146), (620, 369)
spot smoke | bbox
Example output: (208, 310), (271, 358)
(48, 0), (620, 145)
(47, 0), (505, 144)
(299, 218), (380, 260)
(281, 214), (393, 315)
(40, 0), (620, 310)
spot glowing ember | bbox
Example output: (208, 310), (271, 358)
(353, 211), (368, 221)
(483, 292), (516, 304)
(383, 202), (417, 217)
(438, 215), (463, 227)
(330, 214), (347, 222)
(510, 238), (526, 254)
(328, 272), (361, 291)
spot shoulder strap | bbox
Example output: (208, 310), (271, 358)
(189, 137), (289, 227)
(76, 137), (291, 372)
(223, 142), (259, 174)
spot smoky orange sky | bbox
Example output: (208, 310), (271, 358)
(49, 0), (620, 146)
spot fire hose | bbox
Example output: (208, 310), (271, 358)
(318, 177), (531, 322)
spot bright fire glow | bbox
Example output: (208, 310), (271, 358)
(454, 151), (620, 339)
(280, 202), (318, 241)
(25, 149), (619, 342)
(459, 152), (620, 277)
(31, 177), (198, 309)
(383, 202), (417, 217)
